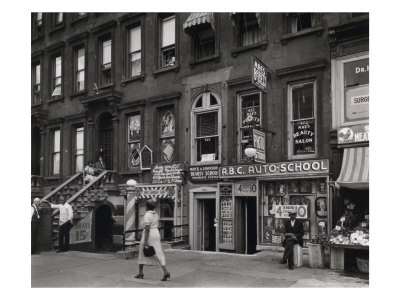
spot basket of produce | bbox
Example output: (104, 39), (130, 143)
(356, 257), (369, 274)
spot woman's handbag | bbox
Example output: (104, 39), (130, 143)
(143, 245), (155, 257)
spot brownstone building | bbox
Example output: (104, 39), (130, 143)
(31, 12), (369, 254)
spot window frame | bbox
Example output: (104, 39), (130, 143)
(98, 35), (113, 88)
(160, 14), (176, 68)
(191, 92), (222, 165)
(73, 45), (86, 93)
(331, 52), (369, 128)
(126, 112), (143, 171)
(32, 60), (42, 106)
(72, 125), (85, 173)
(237, 91), (263, 162)
(158, 107), (176, 163)
(32, 12), (43, 40)
(289, 13), (316, 33)
(50, 53), (63, 100)
(125, 22), (144, 79)
(50, 128), (61, 176)
(287, 80), (318, 160)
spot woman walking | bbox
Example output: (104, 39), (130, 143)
(135, 199), (171, 281)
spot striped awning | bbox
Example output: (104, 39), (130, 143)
(183, 12), (214, 31)
(336, 147), (369, 190)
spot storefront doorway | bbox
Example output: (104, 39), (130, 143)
(237, 197), (257, 254)
(98, 112), (113, 170)
(95, 204), (114, 251)
(198, 198), (216, 251)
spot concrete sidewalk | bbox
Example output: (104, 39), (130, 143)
(31, 249), (369, 288)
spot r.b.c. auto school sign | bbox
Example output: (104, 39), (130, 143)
(219, 159), (329, 178)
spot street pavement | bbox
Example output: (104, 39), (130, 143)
(31, 249), (368, 288)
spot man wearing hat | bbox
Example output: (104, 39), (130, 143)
(279, 210), (304, 270)
(31, 197), (41, 254)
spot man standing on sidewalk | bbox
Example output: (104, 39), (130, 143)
(44, 196), (73, 253)
(31, 197), (41, 254)
(279, 211), (304, 270)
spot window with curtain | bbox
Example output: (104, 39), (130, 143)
(129, 26), (141, 77)
(51, 55), (62, 97)
(193, 25), (215, 59)
(237, 13), (261, 47)
(32, 63), (41, 105)
(75, 127), (84, 172)
(100, 39), (112, 85)
(290, 13), (316, 33)
(289, 82), (316, 157)
(52, 129), (61, 175)
(192, 92), (221, 164)
(76, 47), (85, 92)
(128, 114), (141, 168)
(161, 15), (176, 67)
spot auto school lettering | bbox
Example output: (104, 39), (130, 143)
(219, 159), (329, 178)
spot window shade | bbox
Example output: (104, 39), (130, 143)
(130, 27), (141, 52)
(77, 48), (85, 70)
(55, 56), (62, 77)
(196, 111), (218, 137)
(162, 17), (175, 47)
(103, 40), (112, 64)
(35, 65), (40, 85)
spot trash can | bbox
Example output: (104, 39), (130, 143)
(308, 243), (325, 268)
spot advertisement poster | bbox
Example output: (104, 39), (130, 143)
(274, 205), (308, 219)
(70, 212), (92, 244)
(292, 119), (315, 155)
(251, 56), (267, 93)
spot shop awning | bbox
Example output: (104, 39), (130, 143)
(230, 13), (262, 28)
(336, 147), (369, 190)
(183, 12), (214, 31)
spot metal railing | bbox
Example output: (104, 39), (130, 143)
(122, 224), (188, 251)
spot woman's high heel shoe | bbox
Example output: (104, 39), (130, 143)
(134, 273), (144, 279)
(161, 273), (170, 281)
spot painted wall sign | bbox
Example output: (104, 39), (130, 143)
(293, 119), (315, 155)
(189, 165), (219, 181)
(253, 128), (266, 163)
(337, 124), (369, 144)
(70, 212), (92, 244)
(219, 159), (329, 178)
(151, 162), (185, 184)
(235, 181), (257, 196)
(137, 185), (177, 199)
(251, 56), (267, 93)
(274, 205), (308, 219)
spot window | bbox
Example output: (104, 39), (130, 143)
(289, 13), (316, 33)
(160, 110), (175, 163)
(51, 129), (61, 175)
(193, 25), (215, 60)
(158, 198), (175, 240)
(74, 127), (84, 172)
(51, 55), (62, 97)
(54, 13), (63, 26)
(288, 81), (317, 158)
(129, 26), (142, 77)
(238, 92), (261, 161)
(127, 114), (141, 168)
(100, 39), (112, 86)
(236, 13), (261, 47)
(192, 92), (221, 164)
(33, 12), (43, 39)
(75, 47), (85, 92)
(32, 63), (41, 105)
(160, 15), (176, 67)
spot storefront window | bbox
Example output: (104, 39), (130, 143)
(160, 110), (175, 163)
(128, 114), (141, 168)
(159, 198), (175, 241)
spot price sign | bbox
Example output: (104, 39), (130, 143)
(274, 205), (308, 219)
(235, 181), (257, 196)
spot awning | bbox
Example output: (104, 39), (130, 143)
(230, 13), (262, 28)
(336, 147), (369, 190)
(183, 12), (214, 31)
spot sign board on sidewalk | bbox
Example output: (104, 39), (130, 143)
(251, 56), (267, 93)
(70, 212), (92, 244)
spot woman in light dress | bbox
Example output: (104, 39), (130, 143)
(135, 199), (171, 281)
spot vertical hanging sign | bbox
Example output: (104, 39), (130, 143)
(251, 56), (268, 93)
(253, 128), (266, 163)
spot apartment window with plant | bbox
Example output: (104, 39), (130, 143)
(192, 92), (221, 164)
(128, 25), (142, 77)
(73, 127), (84, 173)
(159, 109), (175, 163)
(160, 15), (176, 67)
(236, 13), (261, 47)
(238, 92), (261, 161)
(127, 114), (141, 169)
(288, 81), (317, 158)
(51, 129), (61, 175)
(289, 13), (316, 33)
(75, 47), (85, 92)
(100, 38), (112, 86)
(51, 55), (62, 97)
(32, 62), (41, 105)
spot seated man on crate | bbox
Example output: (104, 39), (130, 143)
(279, 210), (304, 270)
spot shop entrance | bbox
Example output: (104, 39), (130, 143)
(95, 205), (114, 251)
(237, 197), (257, 254)
(197, 198), (216, 251)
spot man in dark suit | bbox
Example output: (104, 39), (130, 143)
(279, 211), (304, 270)
(31, 197), (41, 254)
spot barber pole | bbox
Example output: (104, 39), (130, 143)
(124, 187), (138, 244)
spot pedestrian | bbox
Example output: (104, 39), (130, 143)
(31, 197), (41, 254)
(279, 211), (304, 270)
(43, 196), (73, 253)
(135, 199), (171, 281)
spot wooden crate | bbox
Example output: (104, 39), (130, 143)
(308, 243), (325, 268)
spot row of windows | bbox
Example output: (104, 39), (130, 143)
(32, 12), (330, 104)
(47, 82), (317, 176)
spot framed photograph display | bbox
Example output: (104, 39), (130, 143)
(317, 220), (328, 235)
(268, 196), (283, 215)
(274, 218), (285, 234)
(318, 179), (327, 194)
(289, 195), (311, 206)
(288, 180), (299, 194)
(275, 182), (287, 196)
(300, 180), (312, 193)
(264, 216), (274, 231)
(266, 182), (275, 196)
(315, 197), (328, 218)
